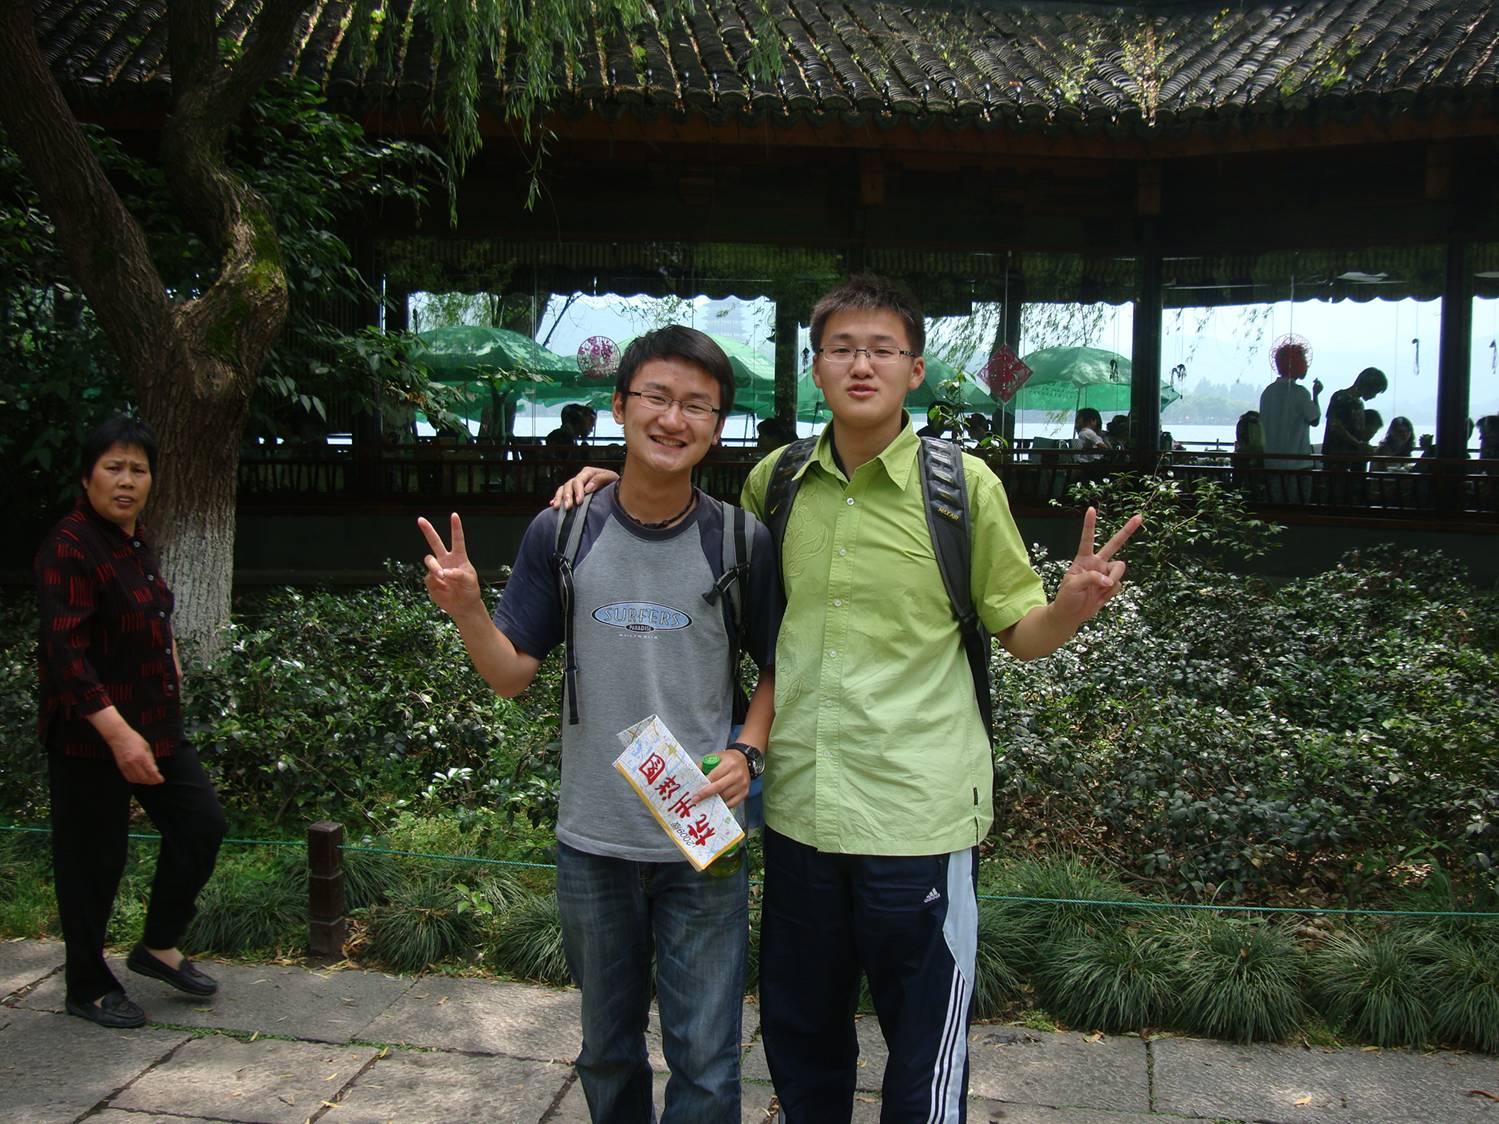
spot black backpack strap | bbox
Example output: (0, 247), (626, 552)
(917, 436), (995, 746)
(552, 492), (594, 726)
(702, 500), (758, 724)
(763, 437), (818, 564)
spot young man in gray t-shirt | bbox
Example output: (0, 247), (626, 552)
(419, 326), (780, 1124)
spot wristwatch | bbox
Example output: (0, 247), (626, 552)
(725, 741), (765, 780)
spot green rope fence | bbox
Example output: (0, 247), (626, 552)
(6, 822), (1497, 919)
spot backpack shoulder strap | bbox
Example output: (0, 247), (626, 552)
(763, 437), (818, 556)
(702, 499), (759, 724)
(916, 436), (995, 746)
(551, 491), (594, 726)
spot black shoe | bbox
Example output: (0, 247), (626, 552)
(127, 943), (218, 996)
(65, 989), (146, 1028)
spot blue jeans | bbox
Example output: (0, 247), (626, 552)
(556, 841), (748, 1124)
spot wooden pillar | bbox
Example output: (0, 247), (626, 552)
(774, 297), (802, 429)
(994, 267), (1025, 447)
(350, 240), (384, 498)
(1435, 237), (1473, 511)
(1131, 243), (1163, 468)
(308, 821), (347, 958)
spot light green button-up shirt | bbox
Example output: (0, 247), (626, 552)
(742, 418), (1046, 856)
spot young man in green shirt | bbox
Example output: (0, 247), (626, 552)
(557, 276), (1140, 1123)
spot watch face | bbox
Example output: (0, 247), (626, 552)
(731, 744), (764, 778)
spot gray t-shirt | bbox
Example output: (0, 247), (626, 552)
(494, 485), (780, 862)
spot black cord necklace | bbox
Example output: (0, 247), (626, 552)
(618, 489), (697, 530)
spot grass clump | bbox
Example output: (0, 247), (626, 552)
(185, 854), (304, 955)
(1308, 928), (1438, 1048)
(1163, 915), (1304, 1042)
(1426, 928), (1499, 1052)
(988, 854), (1141, 975)
(485, 891), (570, 985)
(1033, 924), (1173, 1033)
(338, 848), (405, 910)
(972, 900), (1033, 1019)
(363, 875), (476, 973)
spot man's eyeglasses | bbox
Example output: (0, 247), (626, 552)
(816, 346), (919, 368)
(623, 390), (722, 420)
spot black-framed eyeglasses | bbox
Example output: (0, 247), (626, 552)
(623, 390), (722, 420)
(816, 346), (919, 368)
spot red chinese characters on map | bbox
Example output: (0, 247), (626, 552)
(686, 814), (716, 847)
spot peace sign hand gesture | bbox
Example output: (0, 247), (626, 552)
(1052, 506), (1143, 629)
(417, 513), (484, 620)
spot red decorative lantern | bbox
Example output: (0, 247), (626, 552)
(985, 345), (1032, 403)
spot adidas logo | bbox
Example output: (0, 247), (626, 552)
(922, 888), (940, 904)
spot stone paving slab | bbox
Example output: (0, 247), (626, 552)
(969, 1105), (1198, 1123)
(1152, 1036), (1499, 1124)
(968, 1026), (1151, 1113)
(0, 936), (62, 999)
(0, 1005), (190, 1124)
(4, 941), (1498, 1124)
(1339, 1048), (1499, 1123)
(332, 1048), (576, 1123)
(111, 1035), (377, 1124)
(550, 1068), (780, 1123)
(17, 955), (416, 1045)
(361, 974), (585, 1061)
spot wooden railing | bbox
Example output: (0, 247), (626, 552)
(236, 441), (1499, 523)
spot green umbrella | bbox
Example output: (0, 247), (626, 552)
(708, 334), (777, 417)
(412, 326), (614, 414)
(412, 326), (580, 382)
(1012, 346), (1181, 414)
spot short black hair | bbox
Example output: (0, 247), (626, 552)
(82, 414), (158, 479)
(1076, 407), (1103, 430)
(810, 274), (925, 355)
(1355, 366), (1388, 396)
(615, 326), (736, 417)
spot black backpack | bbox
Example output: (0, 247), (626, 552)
(552, 490), (756, 726)
(762, 436), (994, 745)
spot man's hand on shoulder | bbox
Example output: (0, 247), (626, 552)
(549, 467), (618, 511)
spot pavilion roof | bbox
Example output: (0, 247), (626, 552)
(33, 0), (1499, 137)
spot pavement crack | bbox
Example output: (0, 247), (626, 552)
(538, 1067), (579, 1121)
(308, 1048), (384, 1122)
(71, 1035), (195, 1123)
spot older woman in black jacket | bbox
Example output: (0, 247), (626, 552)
(35, 415), (226, 1028)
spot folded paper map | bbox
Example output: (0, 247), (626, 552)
(614, 715), (745, 871)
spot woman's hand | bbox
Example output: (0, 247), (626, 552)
(111, 729), (163, 785)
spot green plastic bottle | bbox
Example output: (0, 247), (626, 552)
(698, 755), (742, 877)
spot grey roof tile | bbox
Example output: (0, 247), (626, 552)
(30, 0), (1499, 135)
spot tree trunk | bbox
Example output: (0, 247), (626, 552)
(150, 420), (242, 663)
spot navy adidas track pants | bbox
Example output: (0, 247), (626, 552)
(759, 827), (978, 1123)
